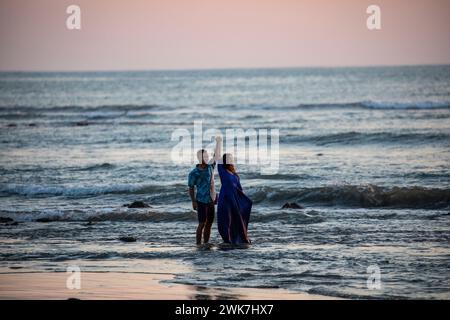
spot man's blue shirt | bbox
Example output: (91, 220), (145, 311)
(188, 163), (215, 204)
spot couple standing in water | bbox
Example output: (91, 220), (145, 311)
(188, 136), (252, 245)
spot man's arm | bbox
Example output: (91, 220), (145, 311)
(188, 187), (197, 210)
(188, 170), (198, 210)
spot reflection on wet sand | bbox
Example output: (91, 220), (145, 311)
(0, 272), (335, 300)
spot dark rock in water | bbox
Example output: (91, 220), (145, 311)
(28, 123), (36, 127)
(67, 298), (81, 300)
(85, 221), (94, 226)
(316, 153), (324, 156)
(36, 218), (56, 223)
(282, 202), (303, 209)
(119, 236), (137, 242)
(9, 266), (23, 270)
(0, 217), (14, 223)
(7, 123), (17, 127)
(75, 121), (89, 126)
(126, 201), (150, 208)
(0, 217), (18, 226)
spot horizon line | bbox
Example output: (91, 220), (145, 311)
(1, 62), (449, 74)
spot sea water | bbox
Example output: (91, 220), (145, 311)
(0, 66), (449, 299)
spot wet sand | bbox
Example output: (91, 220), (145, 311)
(0, 272), (337, 300)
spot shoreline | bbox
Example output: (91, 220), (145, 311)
(0, 272), (338, 300)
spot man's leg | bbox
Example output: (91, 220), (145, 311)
(196, 222), (205, 245)
(196, 202), (207, 245)
(203, 221), (212, 243)
(203, 203), (215, 243)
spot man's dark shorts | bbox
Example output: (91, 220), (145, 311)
(197, 201), (215, 223)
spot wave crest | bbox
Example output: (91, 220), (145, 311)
(281, 131), (450, 145)
(248, 184), (450, 209)
(1, 183), (448, 209)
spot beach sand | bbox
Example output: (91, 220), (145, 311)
(0, 272), (336, 300)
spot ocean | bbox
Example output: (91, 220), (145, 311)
(0, 65), (449, 299)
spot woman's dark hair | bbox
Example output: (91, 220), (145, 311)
(223, 153), (238, 176)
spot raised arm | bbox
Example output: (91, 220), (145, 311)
(214, 136), (223, 163)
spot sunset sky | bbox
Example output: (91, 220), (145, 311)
(0, 0), (449, 71)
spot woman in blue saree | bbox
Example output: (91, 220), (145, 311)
(214, 137), (252, 244)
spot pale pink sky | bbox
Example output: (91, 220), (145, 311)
(0, 0), (449, 71)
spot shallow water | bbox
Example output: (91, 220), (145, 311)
(0, 66), (449, 299)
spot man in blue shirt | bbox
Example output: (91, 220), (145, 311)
(188, 148), (217, 245)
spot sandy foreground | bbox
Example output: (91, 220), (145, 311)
(0, 272), (337, 300)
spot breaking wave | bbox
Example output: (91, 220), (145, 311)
(248, 184), (450, 209)
(0, 183), (184, 198)
(217, 101), (450, 111)
(1, 100), (449, 115)
(281, 131), (450, 145)
(1, 182), (449, 209)
(75, 163), (116, 171)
